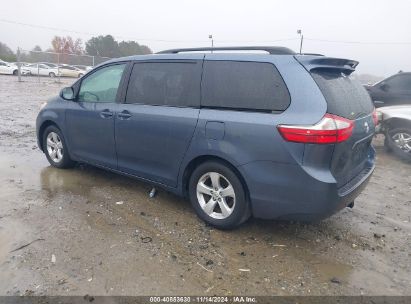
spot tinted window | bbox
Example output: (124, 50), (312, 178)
(201, 61), (290, 111)
(125, 61), (201, 107)
(385, 74), (411, 91)
(78, 64), (126, 103)
(311, 71), (374, 119)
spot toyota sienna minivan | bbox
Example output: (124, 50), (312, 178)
(36, 46), (377, 229)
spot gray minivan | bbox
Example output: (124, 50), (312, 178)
(36, 46), (377, 229)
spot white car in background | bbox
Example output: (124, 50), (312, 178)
(73, 65), (93, 72)
(58, 65), (85, 78)
(0, 61), (30, 75)
(376, 105), (411, 161)
(26, 63), (60, 77)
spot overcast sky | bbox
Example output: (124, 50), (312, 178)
(1, 0), (410, 76)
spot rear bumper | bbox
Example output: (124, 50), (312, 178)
(237, 155), (375, 221)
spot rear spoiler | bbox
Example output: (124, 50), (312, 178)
(295, 55), (359, 75)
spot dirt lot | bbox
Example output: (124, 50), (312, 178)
(0, 75), (410, 296)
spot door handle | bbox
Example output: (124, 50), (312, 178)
(117, 110), (132, 119)
(100, 109), (113, 118)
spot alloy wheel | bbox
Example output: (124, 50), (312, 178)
(196, 172), (236, 219)
(46, 132), (63, 163)
(392, 132), (411, 153)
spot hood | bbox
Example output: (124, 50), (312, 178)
(377, 105), (411, 120)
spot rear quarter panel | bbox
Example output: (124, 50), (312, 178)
(177, 55), (328, 190)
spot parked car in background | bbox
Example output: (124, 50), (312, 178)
(73, 65), (93, 72)
(58, 65), (85, 78)
(365, 72), (411, 107)
(0, 61), (30, 75)
(39, 62), (59, 69)
(376, 105), (411, 161)
(11, 62), (30, 67)
(36, 46), (377, 229)
(26, 63), (60, 77)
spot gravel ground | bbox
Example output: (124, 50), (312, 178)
(0, 75), (410, 296)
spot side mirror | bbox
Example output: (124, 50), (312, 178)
(60, 87), (75, 100)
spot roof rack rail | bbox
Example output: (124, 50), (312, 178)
(301, 53), (324, 56)
(157, 46), (295, 55)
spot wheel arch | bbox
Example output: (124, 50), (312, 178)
(385, 118), (411, 132)
(181, 155), (251, 204)
(38, 120), (61, 152)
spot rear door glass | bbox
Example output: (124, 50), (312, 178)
(311, 71), (374, 119)
(201, 61), (290, 111)
(125, 61), (202, 107)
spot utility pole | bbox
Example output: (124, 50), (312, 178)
(209, 35), (214, 53)
(17, 47), (21, 82)
(297, 29), (303, 54)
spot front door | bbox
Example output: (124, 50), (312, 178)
(65, 63), (127, 168)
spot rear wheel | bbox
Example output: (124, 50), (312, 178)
(188, 161), (250, 229)
(13, 70), (18, 76)
(385, 127), (411, 161)
(42, 125), (75, 168)
(49, 72), (56, 78)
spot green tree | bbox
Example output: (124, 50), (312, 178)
(85, 35), (120, 58)
(32, 45), (42, 52)
(118, 41), (152, 56)
(0, 42), (16, 61)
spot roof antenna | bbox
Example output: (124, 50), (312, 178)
(297, 30), (303, 54)
(209, 35), (214, 53)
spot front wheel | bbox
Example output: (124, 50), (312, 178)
(13, 70), (18, 76)
(49, 72), (56, 78)
(385, 127), (411, 161)
(188, 161), (250, 229)
(42, 125), (75, 168)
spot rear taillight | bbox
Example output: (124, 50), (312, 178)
(372, 109), (379, 126)
(277, 114), (354, 144)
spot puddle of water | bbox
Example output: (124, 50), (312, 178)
(0, 218), (29, 265)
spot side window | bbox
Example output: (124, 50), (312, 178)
(78, 64), (126, 103)
(385, 75), (411, 91)
(125, 61), (201, 107)
(202, 61), (290, 111)
(0, 62), (6, 66)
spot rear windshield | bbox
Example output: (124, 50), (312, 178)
(311, 71), (374, 120)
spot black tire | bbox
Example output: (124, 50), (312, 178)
(49, 72), (56, 78)
(383, 136), (392, 152)
(13, 70), (18, 76)
(42, 125), (75, 168)
(385, 127), (411, 161)
(188, 161), (250, 229)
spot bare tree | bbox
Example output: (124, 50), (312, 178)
(51, 36), (84, 55)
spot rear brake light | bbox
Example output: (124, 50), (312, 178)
(277, 114), (354, 144)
